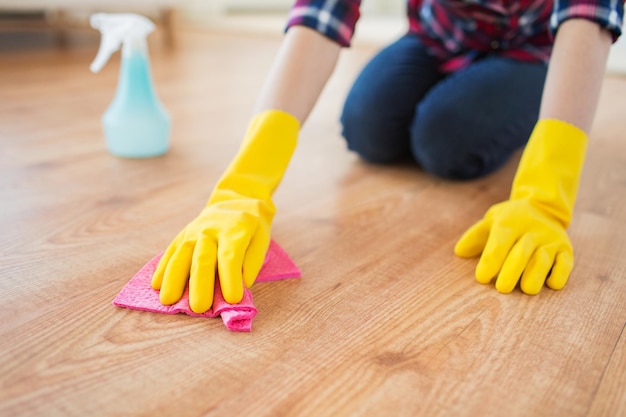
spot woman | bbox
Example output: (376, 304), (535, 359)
(151, 0), (623, 313)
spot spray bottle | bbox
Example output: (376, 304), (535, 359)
(90, 13), (170, 158)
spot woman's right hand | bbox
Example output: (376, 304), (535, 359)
(151, 110), (300, 313)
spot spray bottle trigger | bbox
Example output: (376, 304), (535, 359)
(90, 32), (121, 73)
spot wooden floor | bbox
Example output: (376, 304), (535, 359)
(1, 28), (625, 417)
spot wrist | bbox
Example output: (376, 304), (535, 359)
(510, 118), (588, 227)
(209, 110), (300, 204)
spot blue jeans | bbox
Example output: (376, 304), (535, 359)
(340, 34), (548, 180)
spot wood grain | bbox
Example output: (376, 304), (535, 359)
(0, 29), (625, 417)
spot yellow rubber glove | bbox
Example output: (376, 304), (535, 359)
(455, 119), (587, 294)
(151, 110), (299, 313)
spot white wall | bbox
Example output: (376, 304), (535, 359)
(183, 0), (404, 17)
(607, 34), (626, 74)
(219, 0), (403, 13)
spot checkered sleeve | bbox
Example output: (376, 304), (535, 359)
(551, 0), (624, 41)
(285, 0), (361, 47)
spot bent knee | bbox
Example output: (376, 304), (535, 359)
(410, 120), (513, 180)
(418, 147), (504, 179)
(341, 104), (410, 165)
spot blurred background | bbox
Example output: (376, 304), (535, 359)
(0, 0), (406, 51)
(0, 0), (624, 71)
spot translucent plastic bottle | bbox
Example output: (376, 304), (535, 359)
(90, 13), (170, 158)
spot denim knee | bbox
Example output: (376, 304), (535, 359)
(410, 109), (514, 180)
(408, 59), (545, 180)
(341, 100), (410, 164)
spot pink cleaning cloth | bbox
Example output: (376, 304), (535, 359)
(113, 240), (301, 332)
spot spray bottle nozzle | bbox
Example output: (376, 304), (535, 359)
(90, 13), (155, 73)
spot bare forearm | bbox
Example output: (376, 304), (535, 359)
(539, 19), (612, 134)
(254, 26), (341, 124)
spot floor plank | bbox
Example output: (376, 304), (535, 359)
(0, 28), (625, 417)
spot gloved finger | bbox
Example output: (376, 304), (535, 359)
(189, 236), (218, 314)
(152, 232), (184, 290)
(217, 219), (254, 305)
(475, 226), (517, 284)
(546, 250), (574, 290)
(242, 228), (270, 289)
(159, 241), (195, 305)
(454, 219), (490, 258)
(495, 234), (536, 294)
(519, 246), (555, 295)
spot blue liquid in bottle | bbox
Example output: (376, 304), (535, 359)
(102, 50), (170, 158)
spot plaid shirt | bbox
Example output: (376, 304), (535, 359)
(286, 0), (624, 72)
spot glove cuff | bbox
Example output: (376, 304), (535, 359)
(210, 110), (300, 204)
(510, 119), (587, 228)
